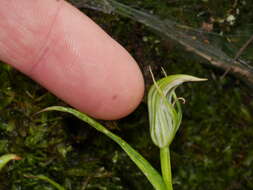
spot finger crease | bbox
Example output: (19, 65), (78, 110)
(28, 0), (64, 76)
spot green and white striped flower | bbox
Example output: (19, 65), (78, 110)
(148, 74), (206, 148)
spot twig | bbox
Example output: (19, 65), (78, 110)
(221, 34), (253, 79)
(234, 34), (253, 60)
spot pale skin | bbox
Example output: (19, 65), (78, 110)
(0, 0), (144, 120)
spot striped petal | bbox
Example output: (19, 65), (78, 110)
(148, 74), (206, 148)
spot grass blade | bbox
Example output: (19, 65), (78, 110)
(40, 106), (166, 190)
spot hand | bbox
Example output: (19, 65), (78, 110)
(0, 0), (144, 120)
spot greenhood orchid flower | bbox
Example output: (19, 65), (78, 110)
(148, 73), (207, 148)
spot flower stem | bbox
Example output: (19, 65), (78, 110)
(160, 147), (173, 190)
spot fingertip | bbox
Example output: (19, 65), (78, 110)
(0, 0), (145, 120)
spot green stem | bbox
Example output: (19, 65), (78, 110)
(160, 147), (173, 190)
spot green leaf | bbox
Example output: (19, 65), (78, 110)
(39, 106), (167, 190)
(0, 154), (21, 171)
(148, 74), (207, 148)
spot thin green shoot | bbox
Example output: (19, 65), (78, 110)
(24, 174), (65, 190)
(0, 154), (21, 171)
